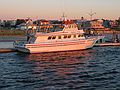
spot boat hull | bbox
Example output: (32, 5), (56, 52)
(14, 38), (98, 53)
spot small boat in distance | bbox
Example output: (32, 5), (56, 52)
(14, 20), (104, 53)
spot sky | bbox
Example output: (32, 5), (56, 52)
(0, 0), (120, 20)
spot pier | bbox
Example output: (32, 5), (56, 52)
(95, 43), (120, 47)
(0, 48), (17, 53)
(95, 29), (120, 34)
(84, 29), (120, 35)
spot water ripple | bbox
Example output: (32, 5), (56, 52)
(0, 47), (120, 90)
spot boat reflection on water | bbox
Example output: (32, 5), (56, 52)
(22, 49), (94, 77)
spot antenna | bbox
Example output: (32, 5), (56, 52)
(61, 0), (67, 21)
(61, 13), (67, 21)
(88, 10), (96, 20)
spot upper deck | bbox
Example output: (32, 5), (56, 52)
(35, 23), (84, 37)
(26, 22), (86, 44)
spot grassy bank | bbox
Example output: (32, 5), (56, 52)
(0, 36), (27, 42)
(0, 29), (25, 36)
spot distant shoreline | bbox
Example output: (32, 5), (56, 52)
(0, 29), (25, 36)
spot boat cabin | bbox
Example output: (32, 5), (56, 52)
(26, 23), (85, 44)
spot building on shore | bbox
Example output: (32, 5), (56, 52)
(90, 19), (105, 30)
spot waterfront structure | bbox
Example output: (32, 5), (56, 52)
(39, 19), (53, 31)
(90, 19), (105, 30)
(76, 19), (105, 30)
(16, 23), (27, 30)
(76, 20), (91, 30)
(0, 20), (16, 29)
(16, 18), (37, 30)
(109, 20), (118, 28)
(14, 20), (103, 53)
(102, 19), (111, 28)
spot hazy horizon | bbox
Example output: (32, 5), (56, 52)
(0, 0), (120, 20)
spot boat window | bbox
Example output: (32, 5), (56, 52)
(81, 35), (84, 37)
(96, 41), (98, 43)
(48, 36), (52, 40)
(73, 35), (76, 38)
(74, 25), (77, 28)
(68, 25), (71, 28)
(78, 34), (81, 37)
(68, 35), (71, 38)
(64, 35), (67, 39)
(58, 36), (61, 39)
(52, 36), (56, 39)
(71, 25), (74, 28)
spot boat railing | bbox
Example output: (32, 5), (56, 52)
(13, 41), (27, 47)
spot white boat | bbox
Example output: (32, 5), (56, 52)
(14, 21), (103, 53)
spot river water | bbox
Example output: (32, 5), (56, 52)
(0, 46), (120, 90)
